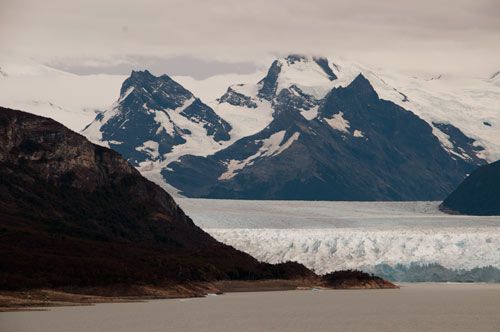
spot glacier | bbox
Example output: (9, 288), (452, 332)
(178, 199), (500, 279)
(205, 227), (500, 274)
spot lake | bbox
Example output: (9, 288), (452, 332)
(2, 284), (500, 332)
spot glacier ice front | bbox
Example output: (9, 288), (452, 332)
(178, 199), (500, 278)
(206, 227), (500, 274)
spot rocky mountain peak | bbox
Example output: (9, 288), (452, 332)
(119, 70), (193, 110)
(82, 69), (232, 180)
(218, 54), (339, 114)
(343, 73), (378, 99)
(130, 69), (154, 78)
(257, 59), (282, 101)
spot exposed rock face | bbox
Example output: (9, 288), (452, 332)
(432, 122), (486, 163)
(0, 107), (314, 290)
(440, 160), (500, 216)
(257, 59), (283, 101)
(218, 86), (258, 108)
(312, 56), (338, 80)
(0, 109), (133, 191)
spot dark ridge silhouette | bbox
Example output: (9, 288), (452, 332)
(440, 160), (500, 216)
(322, 270), (397, 289)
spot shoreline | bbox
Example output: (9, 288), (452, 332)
(0, 278), (398, 312)
(2, 280), (498, 312)
(3, 283), (499, 332)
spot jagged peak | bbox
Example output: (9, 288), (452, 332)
(323, 73), (377, 102)
(127, 69), (179, 85)
(121, 70), (157, 94)
(349, 73), (374, 90)
(129, 69), (155, 79)
(120, 69), (191, 101)
(257, 60), (282, 101)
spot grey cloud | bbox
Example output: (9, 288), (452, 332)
(0, 0), (499, 77)
(48, 55), (259, 79)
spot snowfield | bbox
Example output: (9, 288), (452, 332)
(0, 56), (126, 132)
(178, 199), (500, 275)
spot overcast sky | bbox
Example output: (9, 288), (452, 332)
(1, 0), (499, 78)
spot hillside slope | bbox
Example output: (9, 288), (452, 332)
(0, 107), (312, 290)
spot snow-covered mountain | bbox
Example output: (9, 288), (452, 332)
(82, 70), (233, 192)
(2, 54), (499, 200)
(210, 55), (500, 161)
(164, 55), (493, 200)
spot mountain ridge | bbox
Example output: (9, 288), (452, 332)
(2, 54), (499, 200)
(81, 56), (491, 200)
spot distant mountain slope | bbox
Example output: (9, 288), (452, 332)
(0, 107), (313, 290)
(166, 72), (483, 200)
(440, 160), (500, 215)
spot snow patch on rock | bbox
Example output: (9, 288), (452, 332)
(275, 56), (336, 99)
(135, 140), (160, 159)
(219, 131), (300, 180)
(325, 111), (350, 133)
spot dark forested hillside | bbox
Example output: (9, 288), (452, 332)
(0, 107), (313, 290)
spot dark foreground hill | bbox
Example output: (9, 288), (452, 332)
(0, 107), (314, 290)
(322, 270), (397, 289)
(440, 160), (500, 216)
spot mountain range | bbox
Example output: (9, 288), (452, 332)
(2, 54), (500, 200)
